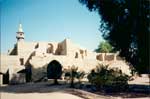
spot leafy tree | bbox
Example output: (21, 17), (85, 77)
(95, 41), (113, 53)
(79, 0), (150, 73)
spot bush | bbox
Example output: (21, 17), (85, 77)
(87, 64), (129, 92)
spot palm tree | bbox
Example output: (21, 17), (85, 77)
(64, 66), (85, 88)
(95, 41), (113, 53)
(76, 71), (85, 84)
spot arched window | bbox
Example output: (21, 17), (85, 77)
(35, 43), (39, 49)
(75, 52), (78, 58)
(47, 43), (53, 54)
(80, 50), (84, 59)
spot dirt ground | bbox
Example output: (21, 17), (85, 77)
(1, 92), (83, 99)
(0, 76), (149, 99)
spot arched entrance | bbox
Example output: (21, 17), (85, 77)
(47, 60), (62, 84)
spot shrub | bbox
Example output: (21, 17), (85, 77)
(87, 64), (129, 92)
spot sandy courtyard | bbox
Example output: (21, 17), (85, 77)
(1, 92), (83, 99)
(0, 77), (149, 99)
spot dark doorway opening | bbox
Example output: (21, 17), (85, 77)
(47, 60), (62, 84)
(25, 66), (32, 82)
(3, 70), (9, 84)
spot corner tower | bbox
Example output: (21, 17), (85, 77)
(16, 23), (24, 42)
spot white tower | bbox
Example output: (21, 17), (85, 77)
(16, 23), (24, 42)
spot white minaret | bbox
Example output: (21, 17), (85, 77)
(16, 23), (24, 42)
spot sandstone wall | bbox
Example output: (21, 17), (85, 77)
(0, 54), (20, 73)
(0, 54), (25, 84)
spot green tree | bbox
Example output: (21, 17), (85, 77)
(95, 41), (113, 53)
(79, 0), (150, 73)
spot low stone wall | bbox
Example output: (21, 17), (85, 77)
(105, 54), (114, 61)
(96, 53), (121, 61)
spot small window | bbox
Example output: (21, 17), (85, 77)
(35, 43), (39, 49)
(75, 52), (78, 58)
(20, 58), (24, 65)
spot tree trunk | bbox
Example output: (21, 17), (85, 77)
(54, 79), (58, 85)
(70, 78), (74, 88)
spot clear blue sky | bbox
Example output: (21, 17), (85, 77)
(1, 0), (103, 53)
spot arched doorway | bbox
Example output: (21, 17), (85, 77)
(47, 60), (62, 84)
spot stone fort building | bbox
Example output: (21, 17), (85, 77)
(0, 24), (131, 84)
